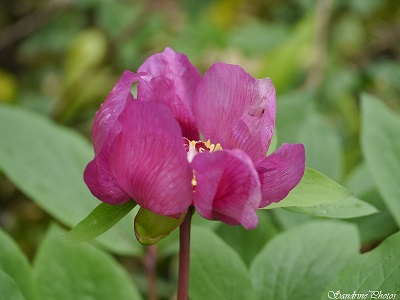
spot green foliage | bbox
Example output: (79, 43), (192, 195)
(275, 89), (315, 144)
(345, 165), (399, 244)
(251, 221), (360, 300)
(299, 113), (343, 181)
(216, 211), (279, 266)
(33, 225), (142, 300)
(0, 271), (26, 300)
(361, 94), (400, 227)
(0, 225), (143, 300)
(190, 227), (254, 300)
(1, 0), (400, 298)
(323, 231), (400, 297)
(0, 105), (140, 256)
(0, 229), (37, 300)
(261, 14), (313, 93)
(61, 201), (137, 243)
(286, 196), (378, 219)
(0, 105), (95, 225)
(265, 168), (352, 209)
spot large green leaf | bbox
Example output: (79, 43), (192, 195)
(0, 271), (26, 300)
(323, 231), (400, 299)
(275, 89), (315, 144)
(298, 113), (343, 181)
(345, 164), (398, 243)
(286, 196), (378, 218)
(61, 201), (136, 243)
(0, 105), (94, 224)
(0, 229), (36, 300)
(348, 191), (398, 244)
(345, 163), (376, 196)
(190, 227), (254, 300)
(251, 221), (360, 300)
(361, 94), (400, 227)
(216, 210), (279, 265)
(271, 208), (312, 230)
(264, 168), (352, 209)
(0, 105), (140, 255)
(33, 225), (142, 300)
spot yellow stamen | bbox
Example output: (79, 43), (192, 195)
(184, 139), (223, 189)
(204, 140), (222, 152)
(191, 173), (197, 187)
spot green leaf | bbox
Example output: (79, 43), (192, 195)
(348, 191), (398, 244)
(345, 163), (376, 196)
(323, 231), (400, 298)
(251, 221), (360, 300)
(216, 210), (279, 265)
(361, 94), (400, 227)
(345, 163), (398, 243)
(271, 208), (312, 230)
(61, 201), (136, 243)
(0, 271), (26, 300)
(275, 89), (315, 144)
(298, 113), (343, 181)
(0, 105), (140, 255)
(0, 105), (94, 224)
(286, 196), (378, 218)
(33, 225), (142, 300)
(134, 207), (185, 245)
(0, 229), (37, 300)
(190, 227), (254, 300)
(264, 168), (352, 209)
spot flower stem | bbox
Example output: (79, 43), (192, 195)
(144, 245), (158, 300)
(177, 206), (194, 300)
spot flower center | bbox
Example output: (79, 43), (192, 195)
(183, 138), (222, 188)
(183, 138), (222, 163)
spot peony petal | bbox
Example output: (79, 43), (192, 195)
(137, 47), (201, 140)
(92, 70), (151, 154)
(109, 101), (194, 216)
(83, 154), (130, 204)
(193, 63), (276, 162)
(192, 149), (261, 229)
(256, 143), (306, 207)
(84, 71), (151, 204)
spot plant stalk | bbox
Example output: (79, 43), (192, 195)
(145, 245), (158, 300)
(177, 207), (194, 300)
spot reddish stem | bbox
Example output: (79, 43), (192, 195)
(177, 207), (194, 300)
(145, 245), (158, 300)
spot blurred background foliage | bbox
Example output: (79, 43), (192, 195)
(0, 0), (400, 298)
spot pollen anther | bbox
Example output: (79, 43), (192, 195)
(183, 138), (222, 163)
(205, 140), (222, 152)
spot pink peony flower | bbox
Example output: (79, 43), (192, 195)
(84, 47), (305, 229)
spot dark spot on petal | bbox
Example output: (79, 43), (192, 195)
(248, 108), (265, 117)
